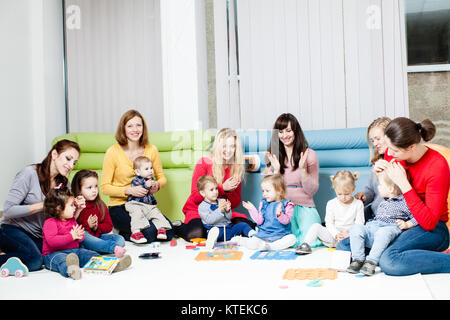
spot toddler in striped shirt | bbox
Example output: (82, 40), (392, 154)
(347, 170), (417, 276)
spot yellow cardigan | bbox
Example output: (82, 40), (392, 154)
(100, 143), (167, 207)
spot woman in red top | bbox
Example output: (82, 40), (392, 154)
(373, 117), (449, 275)
(174, 128), (255, 241)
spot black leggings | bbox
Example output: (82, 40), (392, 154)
(109, 204), (174, 243)
(174, 217), (256, 241)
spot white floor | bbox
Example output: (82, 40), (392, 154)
(1, 238), (449, 300)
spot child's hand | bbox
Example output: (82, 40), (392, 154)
(242, 201), (256, 212)
(88, 215), (98, 230)
(74, 195), (86, 210)
(335, 231), (349, 242)
(354, 192), (366, 202)
(70, 225), (84, 240)
(397, 219), (413, 230)
(225, 200), (231, 212)
(276, 203), (282, 217)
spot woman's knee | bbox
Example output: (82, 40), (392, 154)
(25, 254), (44, 272)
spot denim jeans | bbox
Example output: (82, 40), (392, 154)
(349, 220), (402, 265)
(43, 248), (100, 278)
(338, 220), (450, 275)
(0, 224), (43, 271)
(204, 222), (253, 241)
(80, 232), (125, 254)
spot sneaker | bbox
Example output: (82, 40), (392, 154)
(66, 253), (82, 280)
(360, 260), (377, 276)
(206, 227), (220, 250)
(294, 243), (312, 255)
(156, 228), (167, 240)
(130, 232), (147, 244)
(0, 257), (29, 278)
(113, 254), (132, 273)
(114, 246), (126, 258)
(346, 259), (364, 274)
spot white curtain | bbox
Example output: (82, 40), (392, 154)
(215, 0), (409, 130)
(64, 0), (164, 132)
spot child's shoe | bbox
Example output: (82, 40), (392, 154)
(113, 254), (132, 273)
(346, 259), (364, 274)
(114, 246), (126, 258)
(0, 257), (29, 278)
(206, 227), (220, 250)
(294, 243), (312, 255)
(66, 253), (82, 280)
(360, 260), (377, 276)
(156, 228), (167, 240)
(130, 232), (147, 244)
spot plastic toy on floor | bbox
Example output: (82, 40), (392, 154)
(282, 268), (338, 280)
(0, 257), (29, 278)
(195, 251), (243, 261)
(213, 242), (239, 251)
(250, 250), (298, 260)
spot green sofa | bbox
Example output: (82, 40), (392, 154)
(52, 130), (214, 222)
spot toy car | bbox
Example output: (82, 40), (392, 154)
(0, 257), (29, 278)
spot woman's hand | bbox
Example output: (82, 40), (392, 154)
(298, 149), (309, 171)
(372, 159), (389, 173)
(242, 201), (256, 213)
(266, 152), (280, 174)
(354, 192), (366, 202)
(223, 176), (240, 192)
(384, 161), (412, 194)
(126, 186), (148, 198)
(29, 202), (44, 214)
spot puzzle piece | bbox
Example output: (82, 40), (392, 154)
(195, 251), (243, 261)
(250, 250), (298, 260)
(282, 268), (338, 280)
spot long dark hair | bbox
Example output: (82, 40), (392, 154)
(385, 117), (436, 149)
(71, 169), (106, 221)
(43, 187), (74, 220)
(35, 139), (80, 196)
(267, 113), (309, 174)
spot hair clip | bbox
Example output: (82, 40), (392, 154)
(55, 183), (64, 189)
(90, 170), (98, 176)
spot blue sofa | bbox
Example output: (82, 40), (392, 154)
(236, 127), (371, 222)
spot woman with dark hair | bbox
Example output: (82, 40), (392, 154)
(100, 109), (174, 243)
(266, 113), (321, 249)
(339, 117), (450, 275)
(0, 139), (82, 273)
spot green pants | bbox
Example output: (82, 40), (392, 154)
(290, 205), (323, 248)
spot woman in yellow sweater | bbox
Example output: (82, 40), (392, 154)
(101, 109), (174, 243)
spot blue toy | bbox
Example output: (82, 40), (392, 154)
(250, 250), (298, 260)
(0, 257), (29, 278)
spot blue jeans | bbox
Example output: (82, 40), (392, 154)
(43, 248), (100, 278)
(0, 224), (43, 271)
(349, 220), (402, 265)
(80, 232), (125, 254)
(338, 220), (450, 275)
(205, 222), (253, 241)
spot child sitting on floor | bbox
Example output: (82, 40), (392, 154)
(42, 187), (131, 280)
(295, 170), (364, 254)
(347, 170), (417, 276)
(125, 156), (172, 243)
(234, 174), (296, 251)
(197, 175), (255, 249)
(71, 170), (126, 258)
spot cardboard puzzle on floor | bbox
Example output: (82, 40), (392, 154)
(282, 268), (338, 280)
(195, 251), (243, 261)
(250, 250), (298, 260)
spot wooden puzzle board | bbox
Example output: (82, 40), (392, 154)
(282, 268), (338, 280)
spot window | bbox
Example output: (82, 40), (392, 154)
(405, 0), (450, 72)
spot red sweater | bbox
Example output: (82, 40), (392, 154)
(77, 200), (114, 237)
(182, 157), (247, 224)
(385, 147), (449, 231)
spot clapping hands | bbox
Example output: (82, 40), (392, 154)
(70, 224), (84, 241)
(87, 214), (98, 231)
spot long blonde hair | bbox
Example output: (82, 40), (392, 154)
(211, 128), (244, 184)
(367, 117), (391, 164)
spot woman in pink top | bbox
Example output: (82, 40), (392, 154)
(266, 113), (321, 247)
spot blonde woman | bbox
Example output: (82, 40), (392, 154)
(354, 117), (391, 221)
(175, 128), (254, 241)
(101, 109), (173, 243)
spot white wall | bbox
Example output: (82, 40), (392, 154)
(0, 0), (65, 210)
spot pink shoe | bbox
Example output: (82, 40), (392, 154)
(130, 232), (147, 244)
(156, 228), (167, 240)
(114, 246), (126, 258)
